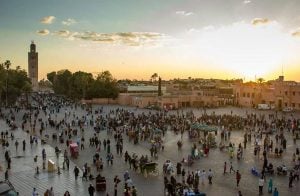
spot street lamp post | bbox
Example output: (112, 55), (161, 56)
(5, 60), (11, 107)
(0, 62), (3, 106)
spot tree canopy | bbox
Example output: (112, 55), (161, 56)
(0, 60), (32, 106)
(47, 70), (119, 100)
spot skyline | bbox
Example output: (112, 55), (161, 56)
(1, 0), (300, 81)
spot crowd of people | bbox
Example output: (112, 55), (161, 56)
(0, 92), (299, 195)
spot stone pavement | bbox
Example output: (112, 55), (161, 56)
(0, 120), (89, 195)
(1, 106), (300, 196)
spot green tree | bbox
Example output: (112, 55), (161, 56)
(39, 79), (52, 88)
(47, 71), (57, 84)
(86, 71), (119, 99)
(46, 70), (119, 100)
(22, 81), (32, 107)
(52, 70), (72, 95)
(0, 60), (32, 106)
(68, 71), (93, 99)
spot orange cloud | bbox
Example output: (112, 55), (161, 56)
(251, 18), (269, 25)
(36, 29), (50, 35)
(291, 28), (300, 37)
(40, 16), (56, 24)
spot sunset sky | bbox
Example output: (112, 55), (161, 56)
(1, 0), (300, 81)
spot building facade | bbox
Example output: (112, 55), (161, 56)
(234, 76), (300, 110)
(28, 41), (38, 91)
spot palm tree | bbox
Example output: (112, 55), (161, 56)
(4, 60), (11, 70)
(151, 73), (158, 82)
(257, 78), (265, 84)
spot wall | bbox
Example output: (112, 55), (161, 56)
(82, 98), (118, 105)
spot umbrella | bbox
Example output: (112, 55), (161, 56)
(191, 123), (210, 131)
(153, 128), (162, 134)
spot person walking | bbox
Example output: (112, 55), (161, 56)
(4, 169), (8, 180)
(82, 166), (88, 181)
(66, 157), (70, 170)
(224, 161), (227, 174)
(268, 178), (273, 193)
(22, 140), (26, 151)
(273, 187), (279, 196)
(114, 175), (121, 196)
(259, 176), (264, 195)
(200, 170), (206, 185)
(207, 169), (213, 184)
(289, 171), (293, 188)
(7, 157), (11, 169)
(44, 189), (50, 196)
(131, 186), (137, 196)
(15, 140), (19, 151)
(42, 148), (46, 160)
(32, 187), (38, 196)
(236, 170), (241, 187)
(88, 183), (95, 196)
(230, 162), (235, 173)
(49, 187), (54, 196)
(74, 166), (79, 180)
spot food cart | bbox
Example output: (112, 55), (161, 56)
(69, 143), (79, 158)
(96, 175), (106, 191)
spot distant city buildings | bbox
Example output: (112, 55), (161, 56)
(28, 41), (38, 91)
(234, 76), (300, 110)
(84, 76), (300, 111)
(85, 78), (237, 109)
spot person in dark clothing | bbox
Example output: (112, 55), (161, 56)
(289, 172), (294, 188)
(236, 170), (241, 187)
(88, 184), (95, 196)
(74, 166), (79, 180)
(114, 175), (121, 196)
(5, 169), (8, 180)
(22, 140), (26, 151)
(7, 157), (11, 169)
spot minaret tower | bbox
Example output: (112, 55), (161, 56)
(28, 41), (38, 91)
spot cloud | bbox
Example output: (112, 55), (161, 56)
(251, 18), (269, 25)
(40, 16), (56, 24)
(63, 31), (164, 46)
(176, 11), (194, 16)
(53, 30), (71, 37)
(62, 18), (77, 26)
(202, 25), (215, 31)
(291, 28), (300, 37)
(243, 0), (251, 4)
(36, 29), (50, 36)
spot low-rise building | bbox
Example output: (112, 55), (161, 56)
(234, 76), (300, 110)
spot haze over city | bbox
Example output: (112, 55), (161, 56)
(1, 0), (300, 81)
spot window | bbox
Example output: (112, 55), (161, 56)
(247, 93), (250, 98)
(292, 103), (295, 107)
(293, 92), (295, 96)
(285, 91), (288, 96)
(285, 103), (288, 107)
